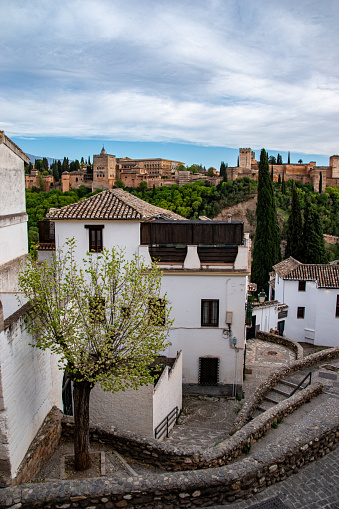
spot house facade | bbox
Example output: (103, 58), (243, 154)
(271, 257), (339, 347)
(45, 189), (250, 396)
(0, 132), (62, 484)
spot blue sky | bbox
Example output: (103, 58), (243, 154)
(2, 0), (339, 168)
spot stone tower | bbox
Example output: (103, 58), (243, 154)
(93, 147), (117, 190)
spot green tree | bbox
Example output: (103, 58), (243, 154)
(268, 155), (276, 165)
(302, 200), (327, 263)
(220, 161), (227, 181)
(35, 159), (43, 171)
(42, 157), (49, 172)
(285, 184), (304, 261)
(281, 173), (286, 194)
(62, 157), (69, 173)
(319, 172), (323, 193)
(114, 179), (125, 188)
(288, 151), (290, 164)
(278, 174), (281, 186)
(298, 159), (303, 164)
(277, 153), (283, 165)
(207, 167), (215, 177)
(251, 149), (280, 295)
(18, 243), (171, 471)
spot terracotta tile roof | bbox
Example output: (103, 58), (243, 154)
(273, 257), (302, 278)
(284, 264), (339, 288)
(46, 189), (186, 221)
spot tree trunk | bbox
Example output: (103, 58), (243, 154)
(73, 380), (92, 471)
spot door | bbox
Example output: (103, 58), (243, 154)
(199, 357), (219, 385)
(277, 320), (285, 336)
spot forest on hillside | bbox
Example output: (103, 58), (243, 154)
(25, 178), (339, 260)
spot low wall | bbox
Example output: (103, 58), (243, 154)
(256, 330), (304, 359)
(230, 345), (339, 435)
(1, 407), (338, 508)
(13, 407), (62, 485)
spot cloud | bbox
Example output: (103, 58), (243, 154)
(1, 0), (339, 155)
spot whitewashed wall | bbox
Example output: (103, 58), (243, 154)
(252, 304), (279, 333)
(0, 311), (63, 478)
(161, 273), (246, 389)
(312, 288), (339, 347)
(152, 351), (182, 437)
(54, 220), (140, 263)
(90, 351), (182, 438)
(0, 143), (28, 266)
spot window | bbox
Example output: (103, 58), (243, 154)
(148, 298), (165, 326)
(201, 299), (219, 327)
(85, 225), (104, 252)
(336, 295), (339, 318)
(199, 357), (219, 385)
(297, 307), (305, 319)
(298, 281), (306, 292)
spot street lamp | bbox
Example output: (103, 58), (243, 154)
(258, 289), (267, 304)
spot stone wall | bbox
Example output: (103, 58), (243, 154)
(13, 407), (62, 485)
(230, 345), (339, 435)
(256, 330), (304, 359)
(0, 402), (338, 508)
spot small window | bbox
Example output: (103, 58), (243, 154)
(201, 299), (219, 327)
(297, 307), (305, 319)
(148, 298), (165, 326)
(336, 295), (339, 318)
(85, 225), (104, 252)
(298, 281), (306, 292)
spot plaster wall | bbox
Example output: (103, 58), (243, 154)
(89, 383), (154, 437)
(54, 220), (140, 263)
(283, 280), (317, 343)
(152, 351), (182, 437)
(310, 288), (339, 347)
(252, 304), (279, 333)
(0, 144), (26, 217)
(0, 221), (28, 267)
(0, 311), (63, 478)
(161, 273), (246, 386)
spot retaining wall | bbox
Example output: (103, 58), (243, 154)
(230, 345), (339, 435)
(0, 409), (338, 508)
(256, 331), (304, 359)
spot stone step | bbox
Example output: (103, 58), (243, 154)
(270, 386), (291, 397)
(264, 395), (281, 405)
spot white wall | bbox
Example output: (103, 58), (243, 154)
(89, 383), (154, 437)
(89, 351), (183, 439)
(0, 143), (28, 266)
(0, 311), (63, 478)
(283, 280), (317, 343)
(153, 351), (182, 437)
(161, 273), (246, 387)
(313, 288), (339, 347)
(252, 304), (279, 333)
(55, 220), (140, 263)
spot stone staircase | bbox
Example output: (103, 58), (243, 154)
(253, 376), (312, 418)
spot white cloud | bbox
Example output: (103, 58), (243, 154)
(1, 0), (339, 155)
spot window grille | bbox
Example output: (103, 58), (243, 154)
(199, 357), (219, 385)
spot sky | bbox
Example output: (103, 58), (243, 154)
(1, 0), (339, 168)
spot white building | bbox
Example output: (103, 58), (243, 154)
(0, 132), (63, 484)
(271, 257), (339, 347)
(45, 189), (250, 397)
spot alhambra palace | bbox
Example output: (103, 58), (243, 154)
(25, 147), (339, 193)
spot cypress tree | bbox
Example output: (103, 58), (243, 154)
(251, 149), (281, 295)
(302, 200), (327, 264)
(277, 153), (282, 164)
(271, 165), (274, 181)
(220, 161), (228, 181)
(282, 173), (286, 194)
(288, 151), (290, 164)
(319, 172), (323, 193)
(278, 174), (281, 186)
(285, 184), (303, 261)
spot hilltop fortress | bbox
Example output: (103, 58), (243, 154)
(228, 148), (339, 191)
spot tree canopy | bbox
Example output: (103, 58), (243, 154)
(18, 242), (171, 470)
(251, 149), (280, 295)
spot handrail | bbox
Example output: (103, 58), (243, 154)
(289, 371), (312, 397)
(154, 406), (179, 440)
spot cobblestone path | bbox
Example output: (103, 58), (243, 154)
(213, 445), (339, 508)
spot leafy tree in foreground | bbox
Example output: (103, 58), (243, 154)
(18, 243), (171, 471)
(251, 149), (280, 295)
(285, 183), (303, 261)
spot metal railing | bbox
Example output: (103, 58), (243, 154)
(154, 406), (179, 440)
(289, 371), (312, 398)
